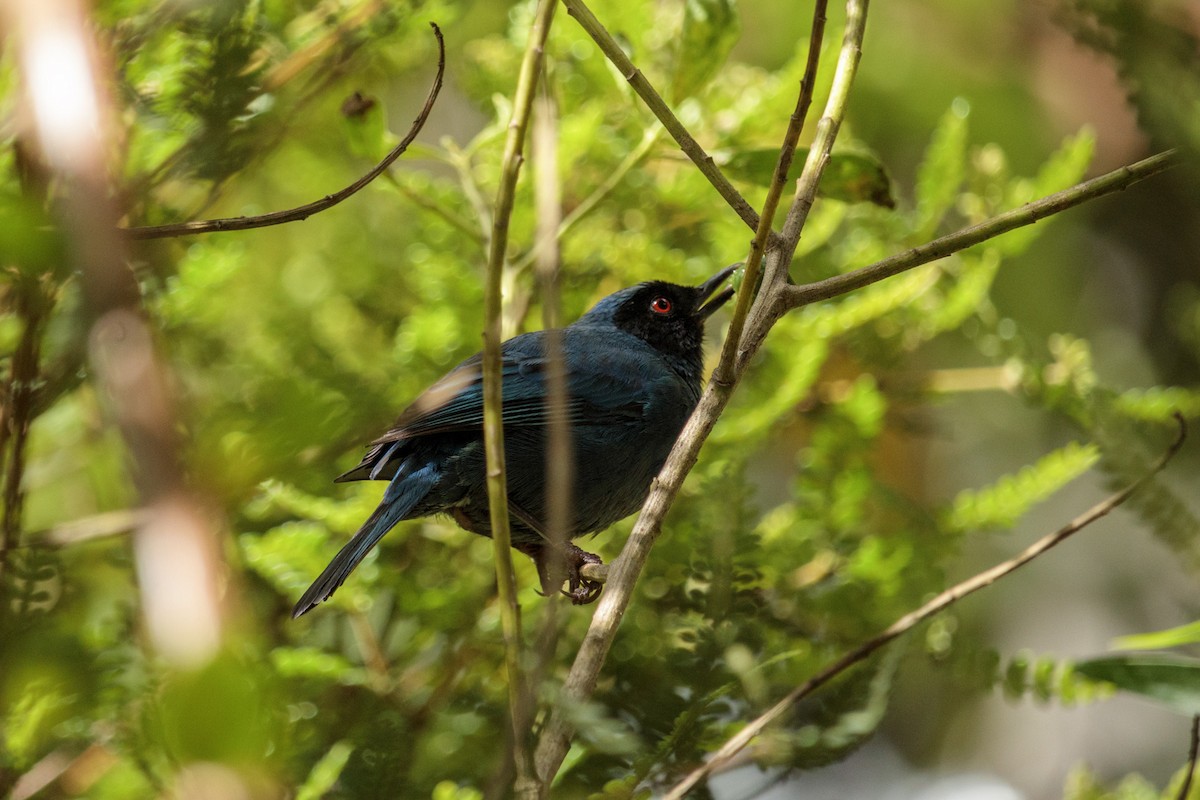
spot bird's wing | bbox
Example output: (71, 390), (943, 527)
(337, 333), (651, 482)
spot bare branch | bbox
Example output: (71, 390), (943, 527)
(731, 148), (1182, 372)
(664, 415), (1187, 799)
(122, 23), (446, 241)
(532, 0), (868, 783)
(560, 0), (761, 232)
(781, 149), (1181, 310)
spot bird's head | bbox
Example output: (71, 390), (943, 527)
(578, 265), (738, 366)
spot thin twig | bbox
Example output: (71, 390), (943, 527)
(560, 0), (761, 233)
(664, 415), (1187, 799)
(781, 149), (1180, 310)
(531, 0), (867, 784)
(739, 0), (867, 370)
(122, 23), (446, 241)
(447, 142), (496, 247)
(31, 508), (148, 547)
(713, 0), (827, 387)
(385, 173), (486, 243)
(732, 148), (1182, 371)
(481, 1), (558, 796)
(1179, 714), (1200, 800)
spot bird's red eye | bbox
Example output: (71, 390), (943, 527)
(650, 296), (672, 315)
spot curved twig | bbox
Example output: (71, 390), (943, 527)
(664, 415), (1188, 799)
(123, 23), (446, 241)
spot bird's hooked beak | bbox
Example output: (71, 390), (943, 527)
(695, 264), (739, 319)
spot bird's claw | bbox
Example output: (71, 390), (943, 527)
(562, 548), (603, 605)
(533, 544), (604, 605)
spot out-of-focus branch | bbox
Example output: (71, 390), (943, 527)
(560, 0), (762, 233)
(0, 288), (45, 589)
(1179, 714), (1200, 800)
(122, 23), (445, 241)
(523, 68), (574, 792)
(481, 1), (558, 797)
(5, 0), (222, 669)
(665, 415), (1187, 799)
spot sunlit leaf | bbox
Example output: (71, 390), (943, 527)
(672, 0), (740, 101)
(945, 441), (1100, 533)
(1114, 620), (1200, 651)
(296, 740), (355, 800)
(717, 148), (894, 206)
(914, 102), (969, 236)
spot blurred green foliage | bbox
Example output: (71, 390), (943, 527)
(1, 0), (1198, 798)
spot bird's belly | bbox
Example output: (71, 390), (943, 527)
(437, 420), (679, 542)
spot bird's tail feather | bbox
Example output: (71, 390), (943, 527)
(292, 462), (437, 618)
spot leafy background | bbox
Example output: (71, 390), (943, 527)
(2, 0), (1198, 798)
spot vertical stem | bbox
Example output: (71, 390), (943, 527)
(482, 0), (558, 795)
(5, 0), (224, 670)
(532, 73), (570, 628)
(0, 288), (44, 595)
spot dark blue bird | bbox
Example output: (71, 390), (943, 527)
(292, 267), (736, 618)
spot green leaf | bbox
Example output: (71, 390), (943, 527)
(1074, 653), (1200, 715)
(296, 740), (354, 800)
(1113, 620), (1200, 651)
(914, 102), (969, 237)
(672, 0), (740, 101)
(1115, 386), (1200, 422)
(718, 148), (894, 207)
(945, 441), (1100, 532)
(993, 126), (1095, 256)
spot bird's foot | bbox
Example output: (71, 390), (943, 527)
(531, 543), (605, 605)
(563, 545), (603, 605)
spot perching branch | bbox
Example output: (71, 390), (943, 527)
(122, 23), (445, 241)
(481, 1), (558, 797)
(664, 415), (1187, 799)
(532, 0), (867, 783)
(560, 0), (762, 233)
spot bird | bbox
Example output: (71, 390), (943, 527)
(291, 266), (737, 618)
